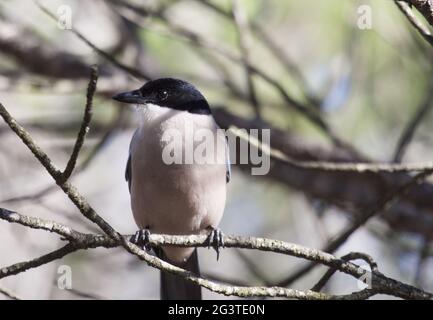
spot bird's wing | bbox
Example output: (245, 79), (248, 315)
(125, 153), (132, 192)
(225, 136), (231, 183)
(125, 129), (139, 192)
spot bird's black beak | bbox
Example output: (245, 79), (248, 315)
(112, 90), (146, 104)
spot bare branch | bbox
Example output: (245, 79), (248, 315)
(215, 109), (433, 239)
(1, 208), (431, 299)
(0, 104), (63, 180)
(312, 252), (378, 292)
(0, 285), (21, 300)
(107, 0), (341, 146)
(61, 66), (98, 181)
(277, 168), (433, 287)
(0, 20), (92, 79)
(231, 0), (261, 118)
(0, 243), (78, 279)
(0, 101), (122, 242)
(35, 1), (151, 81)
(414, 239), (431, 286)
(396, 1), (433, 46)
(2, 107), (124, 205)
(64, 287), (107, 300)
(392, 77), (433, 162)
(0, 208), (81, 242)
(199, 0), (317, 105)
(1, 1), (432, 301)
(408, 0), (433, 28)
(234, 248), (272, 286)
(230, 126), (433, 174)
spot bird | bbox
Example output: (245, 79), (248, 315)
(112, 78), (230, 300)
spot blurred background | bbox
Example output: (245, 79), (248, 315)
(1, 0), (433, 299)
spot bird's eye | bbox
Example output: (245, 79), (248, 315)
(157, 90), (168, 101)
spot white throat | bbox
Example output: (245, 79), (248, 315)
(136, 103), (181, 124)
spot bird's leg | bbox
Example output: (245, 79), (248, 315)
(206, 226), (225, 260)
(130, 226), (152, 251)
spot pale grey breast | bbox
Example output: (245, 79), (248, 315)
(129, 104), (227, 262)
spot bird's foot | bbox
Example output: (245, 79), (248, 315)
(130, 227), (152, 251)
(206, 227), (225, 261)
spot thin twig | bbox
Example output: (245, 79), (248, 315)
(194, 49), (247, 100)
(215, 109), (433, 240)
(231, 126), (433, 174)
(0, 89), (123, 241)
(61, 66), (98, 181)
(312, 252), (378, 292)
(414, 238), (431, 287)
(0, 208), (82, 242)
(107, 0), (339, 146)
(0, 104), (63, 180)
(0, 243), (78, 279)
(407, 0), (433, 28)
(231, 0), (261, 118)
(35, 1), (151, 81)
(199, 0), (317, 105)
(57, 283), (107, 300)
(0, 285), (21, 300)
(395, 1), (433, 47)
(324, 169), (433, 252)
(234, 248), (272, 286)
(2, 106), (124, 204)
(203, 272), (251, 287)
(276, 167), (433, 287)
(392, 77), (433, 162)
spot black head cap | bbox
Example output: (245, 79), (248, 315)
(112, 78), (211, 115)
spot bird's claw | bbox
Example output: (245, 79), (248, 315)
(207, 227), (225, 260)
(130, 228), (151, 251)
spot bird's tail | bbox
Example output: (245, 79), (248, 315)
(158, 248), (202, 300)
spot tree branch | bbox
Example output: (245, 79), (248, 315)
(35, 1), (151, 81)
(1, 1), (432, 300)
(0, 285), (21, 300)
(2, 107), (124, 204)
(106, 0), (341, 147)
(215, 109), (433, 239)
(199, 0), (317, 105)
(3, 96), (433, 297)
(392, 74), (433, 162)
(231, 0), (261, 118)
(61, 66), (98, 181)
(1, 207), (431, 299)
(408, 0), (433, 28)
(396, 1), (433, 47)
(231, 125), (433, 174)
(312, 252), (378, 292)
